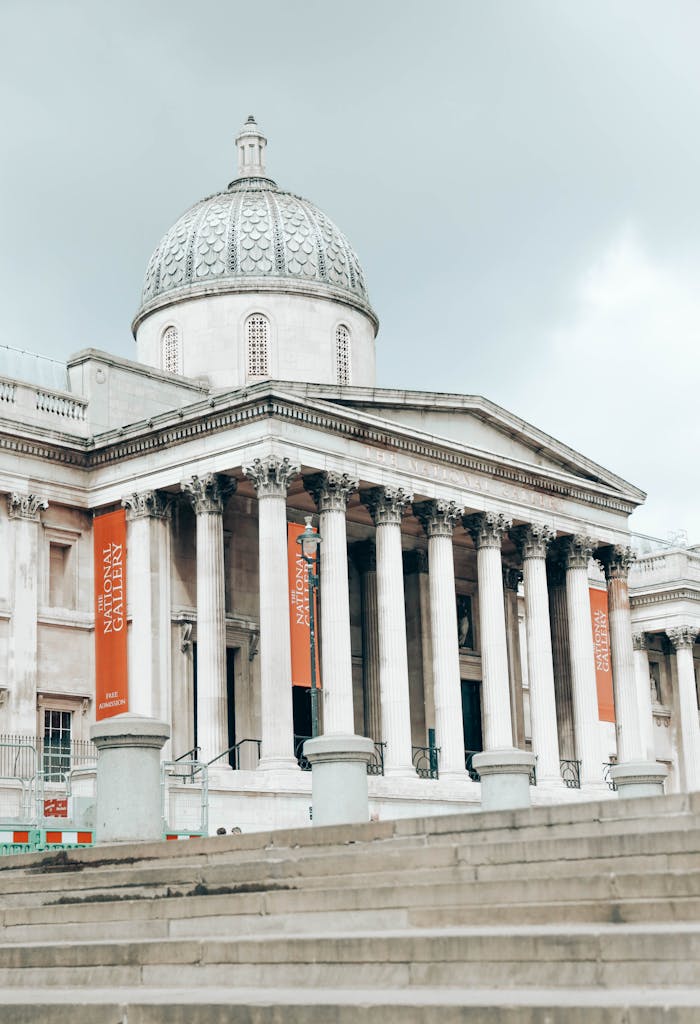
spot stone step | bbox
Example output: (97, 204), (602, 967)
(3, 820), (699, 911)
(0, 985), (699, 1024)
(0, 925), (698, 990)
(2, 867), (698, 945)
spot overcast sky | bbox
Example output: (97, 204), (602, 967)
(2, 1), (699, 541)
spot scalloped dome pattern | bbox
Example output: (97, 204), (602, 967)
(139, 186), (370, 313)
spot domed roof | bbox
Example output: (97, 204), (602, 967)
(133, 117), (376, 331)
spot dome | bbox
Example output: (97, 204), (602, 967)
(133, 117), (377, 333)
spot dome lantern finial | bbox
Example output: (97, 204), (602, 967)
(235, 114), (267, 179)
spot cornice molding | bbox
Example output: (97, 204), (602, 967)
(0, 388), (640, 515)
(630, 588), (700, 608)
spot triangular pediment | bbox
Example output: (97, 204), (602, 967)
(270, 382), (645, 505)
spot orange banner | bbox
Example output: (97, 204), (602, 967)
(589, 587), (615, 723)
(94, 510), (128, 720)
(287, 523), (320, 688)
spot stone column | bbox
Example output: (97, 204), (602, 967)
(463, 512), (514, 750)
(181, 473), (235, 767)
(351, 540), (382, 742)
(632, 632), (656, 762)
(512, 523), (562, 785)
(243, 456), (300, 771)
(362, 486), (414, 777)
(414, 499), (467, 779)
(561, 534), (603, 787)
(599, 546), (666, 798)
(547, 559), (576, 761)
(667, 626), (700, 792)
(305, 472), (358, 735)
(503, 567), (526, 750)
(8, 493), (48, 735)
(464, 511), (535, 811)
(122, 491), (172, 728)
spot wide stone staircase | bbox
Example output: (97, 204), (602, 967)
(0, 792), (699, 1022)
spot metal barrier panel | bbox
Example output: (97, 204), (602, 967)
(161, 761), (208, 837)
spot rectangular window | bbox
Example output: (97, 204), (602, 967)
(43, 709), (72, 780)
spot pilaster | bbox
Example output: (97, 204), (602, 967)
(7, 493), (48, 734)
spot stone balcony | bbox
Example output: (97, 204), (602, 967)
(0, 374), (89, 438)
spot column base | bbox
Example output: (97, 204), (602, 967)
(256, 756), (301, 773)
(472, 748), (537, 812)
(304, 734), (374, 826)
(610, 760), (668, 799)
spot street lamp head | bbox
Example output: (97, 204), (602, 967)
(297, 514), (321, 561)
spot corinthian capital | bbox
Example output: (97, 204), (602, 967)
(122, 490), (171, 521)
(362, 486), (413, 527)
(463, 511), (512, 550)
(666, 625), (698, 651)
(597, 544), (636, 582)
(632, 632), (647, 652)
(561, 533), (595, 571)
(511, 522), (556, 561)
(242, 455), (299, 498)
(7, 492), (48, 521)
(413, 499), (463, 538)
(304, 471), (358, 513)
(181, 473), (236, 514)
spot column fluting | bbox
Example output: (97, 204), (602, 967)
(632, 632), (656, 761)
(243, 456), (300, 771)
(598, 545), (643, 764)
(512, 523), (562, 783)
(463, 511), (514, 751)
(415, 499), (467, 778)
(667, 626), (700, 791)
(351, 540), (382, 742)
(560, 534), (602, 785)
(305, 472), (358, 735)
(362, 486), (415, 776)
(181, 474), (235, 767)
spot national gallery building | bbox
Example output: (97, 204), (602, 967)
(0, 117), (698, 831)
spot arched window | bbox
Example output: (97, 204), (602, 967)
(247, 314), (270, 377)
(335, 324), (351, 385)
(161, 325), (181, 375)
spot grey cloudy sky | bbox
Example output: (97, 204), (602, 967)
(2, 0), (699, 541)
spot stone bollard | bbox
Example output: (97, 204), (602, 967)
(472, 748), (537, 812)
(90, 713), (170, 844)
(304, 734), (374, 827)
(610, 760), (668, 800)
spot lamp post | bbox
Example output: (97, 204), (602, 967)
(297, 515), (322, 737)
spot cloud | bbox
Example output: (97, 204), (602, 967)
(527, 226), (700, 541)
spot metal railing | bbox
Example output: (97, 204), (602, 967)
(560, 759), (582, 789)
(0, 736), (96, 782)
(294, 735), (312, 771)
(367, 741), (386, 776)
(603, 762), (618, 791)
(412, 744), (440, 780)
(229, 738), (262, 771)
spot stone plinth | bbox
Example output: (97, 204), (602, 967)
(304, 734), (374, 826)
(610, 760), (668, 800)
(90, 713), (170, 844)
(472, 748), (537, 812)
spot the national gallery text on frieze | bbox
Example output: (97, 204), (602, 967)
(0, 115), (698, 833)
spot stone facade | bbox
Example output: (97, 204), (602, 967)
(0, 117), (696, 832)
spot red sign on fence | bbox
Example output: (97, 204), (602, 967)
(94, 510), (128, 720)
(43, 798), (68, 818)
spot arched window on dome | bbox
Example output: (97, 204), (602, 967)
(161, 325), (181, 375)
(335, 324), (351, 386)
(246, 314), (270, 378)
